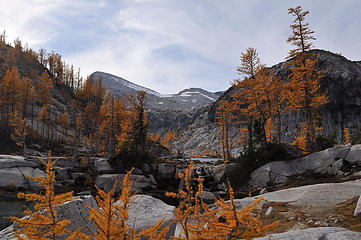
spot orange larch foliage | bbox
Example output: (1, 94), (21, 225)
(37, 71), (53, 106)
(37, 105), (48, 141)
(116, 91), (148, 155)
(10, 109), (29, 156)
(59, 111), (69, 141)
(86, 169), (167, 240)
(215, 100), (233, 162)
(233, 66), (286, 145)
(286, 6), (329, 152)
(286, 6), (316, 59)
(0, 66), (20, 118)
(10, 151), (80, 240)
(344, 128), (351, 144)
(16, 76), (33, 119)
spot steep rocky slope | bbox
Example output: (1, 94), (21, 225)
(171, 50), (361, 156)
(0, 45), (75, 149)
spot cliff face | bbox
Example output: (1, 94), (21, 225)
(171, 50), (361, 156)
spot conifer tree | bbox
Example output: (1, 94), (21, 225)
(344, 128), (351, 144)
(16, 76), (33, 119)
(116, 91), (148, 156)
(10, 151), (79, 240)
(10, 110), (29, 156)
(234, 47), (261, 149)
(286, 5), (329, 152)
(38, 105), (48, 145)
(59, 111), (69, 141)
(215, 100), (233, 162)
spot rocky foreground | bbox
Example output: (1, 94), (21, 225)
(2, 144), (361, 238)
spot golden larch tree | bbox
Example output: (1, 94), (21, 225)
(286, 6), (328, 152)
(215, 100), (233, 162)
(10, 151), (80, 240)
(10, 110), (30, 156)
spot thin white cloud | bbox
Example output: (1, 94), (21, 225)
(0, 0), (360, 93)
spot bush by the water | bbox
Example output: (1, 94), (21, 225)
(108, 150), (155, 172)
(228, 143), (291, 188)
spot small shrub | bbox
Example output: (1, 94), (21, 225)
(313, 134), (336, 152)
(108, 150), (154, 172)
(228, 143), (291, 188)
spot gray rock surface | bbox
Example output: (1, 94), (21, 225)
(0, 155), (38, 168)
(249, 145), (351, 188)
(0, 195), (98, 240)
(121, 194), (176, 234)
(255, 227), (361, 240)
(56, 195), (98, 237)
(0, 167), (45, 189)
(93, 158), (114, 173)
(95, 174), (151, 193)
(345, 145), (361, 166)
(242, 179), (361, 208)
(211, 163), (237, 183)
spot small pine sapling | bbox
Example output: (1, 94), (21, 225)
(86, 169), (167, 240)
(9, 151), (79, 240)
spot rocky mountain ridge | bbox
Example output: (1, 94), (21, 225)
(171, 49), (361, 156)
(91, 71), (222, 134)
(90, 71), (221, 112)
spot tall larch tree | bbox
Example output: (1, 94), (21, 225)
(215, 100), (233, 162)
(234, 47), (261, 150)
(116, 91), (148, 156)
(16, 76), (33, 119)
(10, 110), (29, 156)
(286, 5), (329, 152)
(59, 111), (69, 141)
(0, 66), (20, 143)
(37, 71), (54, 141)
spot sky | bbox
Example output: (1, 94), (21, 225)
(0, 0), (360, 94)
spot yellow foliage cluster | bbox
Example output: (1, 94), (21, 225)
(344, 128), (351, 144)
(11, 156), (277, 240)
(149, 129), (177, 149)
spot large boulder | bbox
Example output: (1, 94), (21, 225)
(56, 195), (98, 237)
(249, 145), (350, 188)
(0, 195), (98, 240)
(0, 155), (38, 168)
(210, 163), (237, 183)
(93, 158), (114, 174)
(255, 227), (361, 240)
(95, 174), (151, 193)
(345, 144), (361, 166)
(120, 194), (176, 235)
(26, 156), (80, 171)
(245, 179), (361, 207)
(0, 167), (45, 189)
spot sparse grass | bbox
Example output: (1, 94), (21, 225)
(336, 197), (361, 232)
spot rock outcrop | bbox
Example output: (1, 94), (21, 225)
(122, 194), (176, 235)
(0, 195), (98, 240)
(0, 155), (45, 189)
(249, 145), (351, 188)
(255, 227), (361, 240)
(171, 50), (361, 156)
